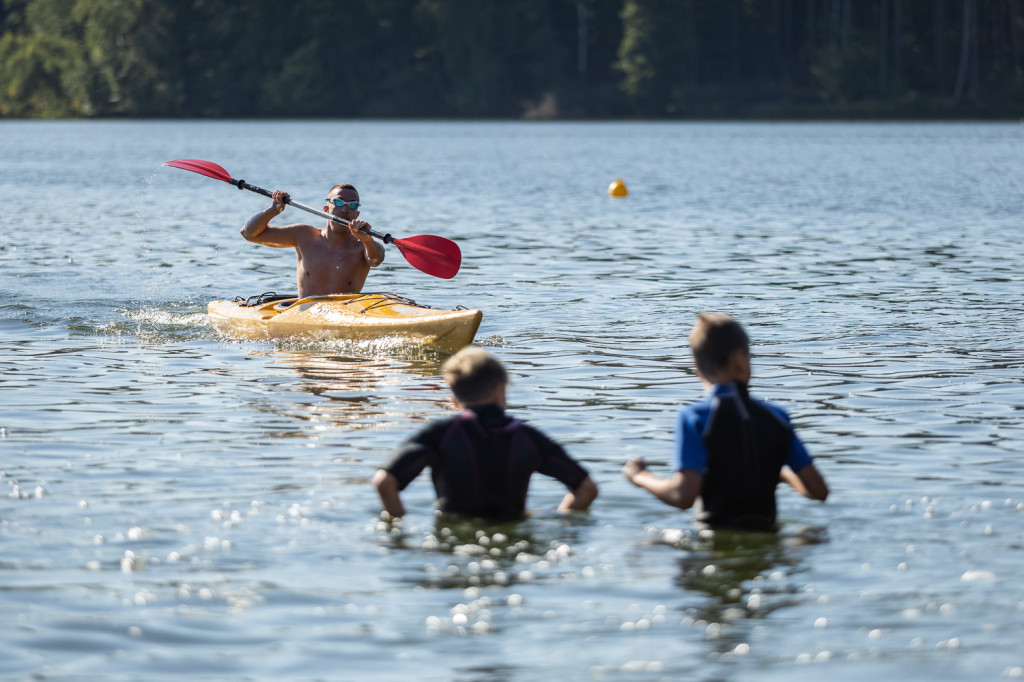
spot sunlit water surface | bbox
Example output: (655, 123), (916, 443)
(2, 120), (1023, 681)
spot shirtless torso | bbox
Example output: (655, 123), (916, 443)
(240, 184), (385, 298)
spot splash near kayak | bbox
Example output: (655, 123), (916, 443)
(208, 292), (482, 353)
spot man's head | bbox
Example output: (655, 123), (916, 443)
(689, 312), (751, 384)
(325, 183), (360, 221)
(442, 347), (508, 407)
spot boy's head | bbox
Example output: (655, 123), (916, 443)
(442, 347), (508, 406)
(689, 313), (751, 384)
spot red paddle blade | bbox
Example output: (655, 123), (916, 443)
(394, 234), (462, 279)
(164, 159), (235, 184)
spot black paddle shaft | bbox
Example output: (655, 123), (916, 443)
(234, 178), (395, 245)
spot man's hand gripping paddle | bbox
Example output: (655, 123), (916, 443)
(164, 159), (461, 279)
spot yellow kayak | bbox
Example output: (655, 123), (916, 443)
(207, 293), (482, 352)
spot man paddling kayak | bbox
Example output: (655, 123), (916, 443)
(241, 183), (385, 297)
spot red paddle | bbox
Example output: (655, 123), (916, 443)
(164, 159), (461, 279)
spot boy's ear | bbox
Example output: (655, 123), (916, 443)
(492, 382), (507, 408)
(727, 349), (752, 381)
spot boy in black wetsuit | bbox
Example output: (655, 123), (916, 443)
(373, 347), (598, 520)
(622, 313), (828, 531)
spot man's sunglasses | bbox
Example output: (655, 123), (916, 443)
(327, 198), (360, 210)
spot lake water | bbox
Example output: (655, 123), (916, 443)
(1, 120), (1023, 681)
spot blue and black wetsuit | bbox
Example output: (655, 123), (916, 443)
(675, 382), (813, 531)
(384, 404), (590, 520)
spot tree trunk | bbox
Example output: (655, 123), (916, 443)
(577, 0), (587, 79)
(732, 0), (742, 82)
(880, 0), (889, 90)
(934, 0), (948, 93)
(954, 0), (975, 100)
(829, 0), (841, 50)
(773, 0), (782, 67)
(892, 0), (902, 84)
(808, 0), (817, 55)
(842, 0), (852, 50)
(1011, 0), (1023, 85)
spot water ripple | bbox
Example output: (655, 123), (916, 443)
(2, 120), (1023, 681)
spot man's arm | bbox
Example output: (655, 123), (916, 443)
(781, 463), (829, 501)
(557, 475), (598, 511)
(349, 220), (385, 267)
(241, 190), (300, 246)
(622, 457), (702, 510)
(372, 469), (405, 517)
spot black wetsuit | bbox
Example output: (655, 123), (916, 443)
(675, 382), (813, 531)
(383, 404), (590, 520)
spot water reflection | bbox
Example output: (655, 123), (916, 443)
(665, 524), (828, 619)
(377, 513), (597, 592)
(5, 121), (1024, 680)
(249, 346), (453, 433)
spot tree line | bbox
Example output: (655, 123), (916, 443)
(1, 0), (1021, 119)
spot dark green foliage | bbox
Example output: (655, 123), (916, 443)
(1, 0), (1021, 118)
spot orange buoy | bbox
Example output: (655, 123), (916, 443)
(608, 179), (628, 197)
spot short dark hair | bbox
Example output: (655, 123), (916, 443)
(689, 313), (749, 381)
(328, 183), (358, 197)
(442, 347), (508, 405)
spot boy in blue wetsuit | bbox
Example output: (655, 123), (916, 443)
(373, 347), (598, 520)
(623, 313), (828, 531)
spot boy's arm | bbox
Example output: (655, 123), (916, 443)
(372, 469), (406, 517)
(374, 421), (442, 518)
(622, 457), (702, 510)
(557, 475), (598, 511)
(781, 463), (829, 501)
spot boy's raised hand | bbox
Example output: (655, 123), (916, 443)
(622, 457), (648, 484)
